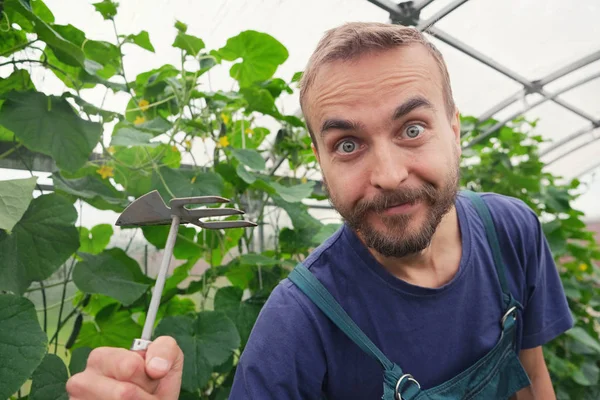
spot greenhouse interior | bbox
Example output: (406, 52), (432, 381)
(1, 0), (599, 399)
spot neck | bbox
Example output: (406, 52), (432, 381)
(365, 206), (462, 289)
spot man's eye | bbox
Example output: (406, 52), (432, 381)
(404, 124), (425, 138)
(336, 140), (357, 153)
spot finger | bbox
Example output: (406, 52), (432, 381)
(67, 370), (155, 400)
(85, 347), (160, 393)
(145, 336), (184, 380)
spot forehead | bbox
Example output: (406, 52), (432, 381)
(305, 45), (446, 129)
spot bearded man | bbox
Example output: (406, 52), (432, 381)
(66, 22), (573, 400)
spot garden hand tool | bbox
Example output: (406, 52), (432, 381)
(115, 190), (256, 351)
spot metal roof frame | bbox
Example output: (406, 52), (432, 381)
(367, 0), (600, 160)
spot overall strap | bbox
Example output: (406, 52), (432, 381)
(288, 263), (399, 374)
(461, 190), (514, 309)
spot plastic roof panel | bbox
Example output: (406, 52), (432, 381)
(429, 0), (600, 81)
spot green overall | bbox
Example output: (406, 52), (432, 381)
(288, 190), (532, 399)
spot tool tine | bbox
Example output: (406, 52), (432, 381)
(186, 208), (245, 218)
(199, 220), (257, 229)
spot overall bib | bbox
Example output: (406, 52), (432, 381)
(288, 190), (532, 399)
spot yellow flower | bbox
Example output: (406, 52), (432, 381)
(579, 263), (588, 272)
(134, 115), (146, 125)
(171, 145), (178, 152)
(96, 165), (114, 180)
(191, 176), (197, 184)
(218, 136), (230, 147)
(107, 146), (116, 154)
(221, 113), (230, 125)
(185, 139), (192, 150)
(245, 127), (254, 136)
(139, 99), (150, 112)
(301, 177), (308, 184)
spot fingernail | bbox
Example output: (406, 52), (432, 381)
(148, 357), (170, 372)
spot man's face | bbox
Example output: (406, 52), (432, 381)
(306, 45), (462, 258)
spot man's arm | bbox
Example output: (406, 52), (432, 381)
(513, 346), (556, 400)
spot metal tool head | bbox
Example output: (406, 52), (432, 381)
(116, 190), (256, 229)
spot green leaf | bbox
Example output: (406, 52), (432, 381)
(270, 181), (315, 203)
(566, 327), (600, 354)
(0, 27), (29, 58)
(0, 91), (102, 173)
(79, 224), (113, 255)
(152, 168), (224, 201)
(225, 264), (254, 289)
(65, 93), (119, 123)
(0, 295), (48, 400)
(110, 126), (157, 147)
(142, 225), (199, 260)
(240, 86), (280, 118)
(126, 31), (155, 52)
(92, 0), (118, 20)
(164, 258), (197, 293)
(573, 361), (600, 386)
(173, 32), (205, 56)
(29, 354), (69, 400)
(230, 148), (265, 170)
(68, 347), (92, 375)
(214, 286), (262, 347)
(52, 169), (129, 213)
(32, 0), (55, 23)
(73, 248), (151, 306)
(154, 311), (240, 391)
(235, 164), (256, 184)
(218, 30), (288, 87)
(174, 20), (188, 33)
(0, 194), (79, 294)
(0, 176), (37, 233)
(72, 304), (142, 350)
(0, 69), (35, 93)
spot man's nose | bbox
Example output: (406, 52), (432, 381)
(369, 144), (408, 190)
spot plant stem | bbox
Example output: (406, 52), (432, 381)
(0, 143), (22, 160)
(47, 298), (86, 346)
(111, 19), (135, 98)
(26, 280), (73, 292)
(40, 280), (47, 333)
(54, 258), (76, 353)
(0, 39), (38, 58)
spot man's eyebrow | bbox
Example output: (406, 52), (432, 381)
(319, 119), (363, 138)
(392, 96), (436, 120)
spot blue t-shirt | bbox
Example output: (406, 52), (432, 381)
(229, 192), (574, 399)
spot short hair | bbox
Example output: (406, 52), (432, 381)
(299, 22), (456, 145)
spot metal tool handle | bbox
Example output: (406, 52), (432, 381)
(130, 215), (181, 351)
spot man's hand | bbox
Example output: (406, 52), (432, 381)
(66, 336), (184, 400)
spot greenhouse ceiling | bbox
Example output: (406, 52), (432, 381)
(1, 0), (599, 220)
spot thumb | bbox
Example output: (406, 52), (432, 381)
(144, 336), (184, 380)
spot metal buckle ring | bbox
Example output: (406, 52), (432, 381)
(395, 373), (421, 400)
(501, 306), (518, 328)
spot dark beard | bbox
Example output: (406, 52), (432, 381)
(325, 167), (459, 258)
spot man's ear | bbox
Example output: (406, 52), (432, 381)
(451, 108), (462, 156)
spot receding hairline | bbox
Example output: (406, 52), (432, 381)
(298, 22), (456, 140)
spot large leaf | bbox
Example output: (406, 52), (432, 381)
(68, 347), (92, 375)
(72, 304), (142, 350)
(0, 27), (29, 57)
(270, 181), (316, 203)
(0, 176), (37, 233)
(152, 168), (224, 201)
(78, 224), (113, 255)
(154, 311), (240, 392)
(72, 248), (151, 306)
(0, 91), (102, 173)
(29, 354), (69, 400)
(52, 169), (129, 212)
(0, 69), (35, 93)
(173, 32), (205, 57)
(110, 126), (157, 147)
(230, 148), (266, 171)
(218, 30), (288, 87)
(0, 295), (48, 400)
(0, 194), (79, 294)
(567, 327), (600, 354)
(214, 287), (262, 347)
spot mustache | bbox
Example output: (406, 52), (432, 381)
(352, 184), (437, 215)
